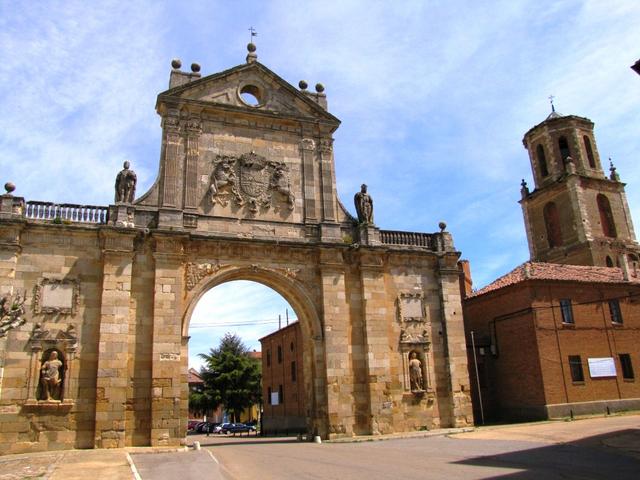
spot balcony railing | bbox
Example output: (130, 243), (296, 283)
(380, 230), (434, 248)
(25, 201), (108, 224)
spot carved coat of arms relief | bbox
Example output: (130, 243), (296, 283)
(209, 151), (295, 213)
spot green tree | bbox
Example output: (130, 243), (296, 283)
(198, 333), (261, 422)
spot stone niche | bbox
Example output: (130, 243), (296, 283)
(397, 293), (433, 395)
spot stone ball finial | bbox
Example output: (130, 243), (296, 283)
(4, 182), (15, 194)
(191, 63), (201, 73)
(438, 221), (447, 232)
(299, 80), (308, 90)
(247, 42), (257, 53)
(171, 58), (182, 69)
(315, 83), (325, 93)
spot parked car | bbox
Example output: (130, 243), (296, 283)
(203, 422), (220, 434)
(194, 422), (209, 433)
(187, 420), (200, 431)
(222, 423), (257, 435)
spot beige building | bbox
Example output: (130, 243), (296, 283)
(0, 44), (471, 454)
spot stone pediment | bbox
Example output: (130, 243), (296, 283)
(158, 62), (340, 125)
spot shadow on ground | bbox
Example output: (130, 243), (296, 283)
(453, 428), (640, 479)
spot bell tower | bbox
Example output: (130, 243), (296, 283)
(519, 107), (640, 268)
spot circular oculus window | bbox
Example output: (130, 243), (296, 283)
(238, 84), (264, 107)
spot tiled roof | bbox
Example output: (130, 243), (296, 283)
(248, 350), (262, 360)
(469, 261), (640, 298)
(187, 367), (203, 384)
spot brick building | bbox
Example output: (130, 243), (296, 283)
(260, 322), (306, 434)
(462, 108), (640, 422)
(463, 262), (640, 421)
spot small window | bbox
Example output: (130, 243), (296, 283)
(609, 299), (623, 324)
(536, 144), (549, 177)
(278, 385), (283, 403)
(290, 341), (294, 352)
(560, 299), (574, 324)
(583, 136), (596, 168)
(291, 361), (297, 382)
(619, 354), (634, 380)
(266, 350), (271, 367)
(267, 386), (272, 405)
(559, 136), (571, 162)
(569, 355), (584, 382)
(277, 345), (282, 364)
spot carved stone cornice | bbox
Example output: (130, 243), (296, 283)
(359, 251), (385, 270)
(319, 248), (344, 267)
(153, 233), (187, 259)
(100, 229), (136, 254)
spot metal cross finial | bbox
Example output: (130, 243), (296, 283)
(548, 94), (556, 112)
(248, 26), (258, 42)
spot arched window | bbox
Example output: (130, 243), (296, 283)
(536, 144), (549, 177)
(597, 194), (617, 238)
(558, 136), (571, 162)
(583, 136), (596, 168)
(543, 202), (563, 248)
(605, 256), (614, 267)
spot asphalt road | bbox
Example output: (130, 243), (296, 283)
(125, 415), (640, 480)
(204, 416), (640, 480)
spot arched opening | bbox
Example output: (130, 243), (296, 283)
(583, 136), (596, 168)
(606, 256), (614, 267)
(183, 272), (321, 441)
(543, 202), (563, 248)
(597, 194), (617, 238)
(536, 144), (549, 177)
(558, 136), (571, 162)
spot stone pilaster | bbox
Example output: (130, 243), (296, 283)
(436, 254), (473, 427)
(358, 251), (390, 434)
(94, 229), (136, 448)
(300, 138), (318, 223)
(184, 116), (201, 210)
(319, 248), (355, 437)
(160, 107), (183, 210)
(318, 138), (337, 222)
(150, 234), (185, 447)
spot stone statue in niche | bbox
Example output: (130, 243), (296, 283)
(354, 184), (373, 224)
(38, 350), (64, 401)
(115, 161), (137, 203)
(409, 351), (424, 392)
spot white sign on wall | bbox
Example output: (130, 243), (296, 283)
(588, 357), (617, 378)
(271, 392), (280, 405)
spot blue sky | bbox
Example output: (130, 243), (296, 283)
(2, 1), (639, 367)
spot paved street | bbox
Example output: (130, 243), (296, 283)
(199, 415), (640, 480)
(1, 415), (638, 480)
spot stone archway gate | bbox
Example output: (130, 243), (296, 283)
(0, 48), (472, 454)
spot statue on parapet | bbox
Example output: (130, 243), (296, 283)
(354, 183), (373, 224)
(115, 161), (137, 204)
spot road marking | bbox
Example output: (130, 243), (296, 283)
(205, 448), (220, 465)
(126, 452), (142, 480)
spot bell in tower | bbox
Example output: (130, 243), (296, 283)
(519, 104), (640, 269)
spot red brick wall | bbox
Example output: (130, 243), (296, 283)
(464, 280), (640, 421)
(260, 322), (305, 431)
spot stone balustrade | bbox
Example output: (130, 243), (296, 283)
(380, 229), (434, 247)
(25, 201), (108, 224)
